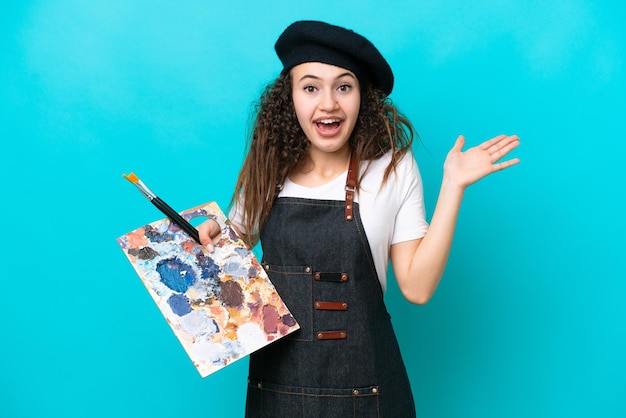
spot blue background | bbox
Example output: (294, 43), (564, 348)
(2, 1), (624, 417)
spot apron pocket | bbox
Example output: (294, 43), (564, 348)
(247, 378), (381, 418)
(262, 263), (313, 341)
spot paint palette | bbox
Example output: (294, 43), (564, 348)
(117, 201), (299, 377)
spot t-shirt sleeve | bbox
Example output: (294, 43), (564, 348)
(390, 153), (429, 244)
(227, 199), (247, 235)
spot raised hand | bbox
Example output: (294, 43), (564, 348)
(443, 134), (520, 188)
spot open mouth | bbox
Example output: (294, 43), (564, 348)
(315, 118), (342, 135)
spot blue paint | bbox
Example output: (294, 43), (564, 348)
(129, 246), (159, 260)
(221, 340), (244, 359)
(156, 257), (196, 292)
(144, 225), (176, 243)
(167, 293), (192, 316)
(185, 208), (209, 220)
(247, 265), (259, 278)
(281, 314), (297, 327)
(227, 226), (238, 240)
(196, 253), (220, 280)
(234, 247), (249, 258)
(223, 258), (248, 279)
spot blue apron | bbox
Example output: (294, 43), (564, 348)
(245, 164), (416, 417)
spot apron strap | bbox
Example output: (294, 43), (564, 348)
(345, 155), (357, 221)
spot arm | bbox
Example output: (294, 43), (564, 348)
(391, 134), (520, 305)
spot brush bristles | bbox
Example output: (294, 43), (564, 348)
(123, 172), (139, 183)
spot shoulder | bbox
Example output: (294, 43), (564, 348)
(361, 149), (418, 182)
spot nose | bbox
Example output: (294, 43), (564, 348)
(319, 89), (339, 111)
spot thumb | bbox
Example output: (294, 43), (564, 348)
(453, 135), (466, 152)
(198, 219), (220, 252)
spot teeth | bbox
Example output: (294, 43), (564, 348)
(318, 119), (339, 124)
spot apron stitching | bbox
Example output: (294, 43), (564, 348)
(352, 205), (379, 281)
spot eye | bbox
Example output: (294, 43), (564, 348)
(337, 84), (352, 92)
(304, 85), (317, 93)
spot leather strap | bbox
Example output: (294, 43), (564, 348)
(314, 301), (349, 311)
(345, 155), (357, 221)
(316, 331), (347, 340)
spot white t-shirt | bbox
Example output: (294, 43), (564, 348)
(230, 150), (429, 292)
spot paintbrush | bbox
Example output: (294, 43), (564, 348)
(122, 172), (201, 244)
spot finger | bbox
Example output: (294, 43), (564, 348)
(490, 138), (521, 162)
(493, 157), (521, 171)
(488, 134), (520, 153)
(198, 219), (220, 251)
(453, 135), (465, 151)
(480, 134), (508, 150)
(198, 228), (214, 250)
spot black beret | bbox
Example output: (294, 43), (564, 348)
(275, 20), (394, 96)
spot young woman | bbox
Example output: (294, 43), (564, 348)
(198, 20), (520, 417)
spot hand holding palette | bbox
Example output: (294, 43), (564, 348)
(117, 198), (299, 378)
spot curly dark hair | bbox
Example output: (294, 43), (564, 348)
(231, 71), (415, 244)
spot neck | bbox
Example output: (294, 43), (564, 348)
(291, 148), (352, 187)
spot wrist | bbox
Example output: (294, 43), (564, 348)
(440, 174), (467, 196)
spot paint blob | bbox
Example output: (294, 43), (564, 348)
(223, 258), (248, 279)
(180, 310), (219, 338)
(167, 293), (192, 316)
(156, 257), (196, 292)
(281, 314), (297, 327)
(196, 253), (220, 280)
(262, 305), (280, 334)
(128, 246), (160, 260)
(220, 280), (244, 307)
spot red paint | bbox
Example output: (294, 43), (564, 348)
(262, 305), (280, 334)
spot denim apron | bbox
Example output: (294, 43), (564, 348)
(245, 161), (416, 417)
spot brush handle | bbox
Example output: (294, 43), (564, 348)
(151, 197), (201, 243)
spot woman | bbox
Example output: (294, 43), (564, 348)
(199, 20), (520, 417)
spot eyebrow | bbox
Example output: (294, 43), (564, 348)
(297, 72), (356, 83)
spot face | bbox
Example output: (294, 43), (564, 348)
(291, 62), (361, 158)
